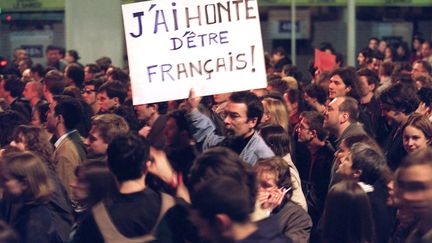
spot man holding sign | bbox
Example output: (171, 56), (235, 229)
(122, 0), (267, 105)
(185, 89), (274, 165)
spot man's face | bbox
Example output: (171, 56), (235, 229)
(84, 125), (108, 156)
(46, 50), (61, 65)
(380, 104), (405, 126)
(84, 66), (94, 82)
(45, 102), (58, 133)
(223, 102), (256, 138)
(368, 39), (379, 50)
(323, 98), (343, 132)
(81, 85), (97, 106)
(357, 52), (366, 66)
(296, 118), (314, 143)
(411, 62), (428, 79)
(97, 91), (117, 113)
(396, 164), (432, 217)
(421, 43), (431, 58)
(134, 104), (153, 121)
(328, 75), (350, 99)
(358, 76), (372, 97)
(23, 82), (37, 101)
(164, 117), (179, 147)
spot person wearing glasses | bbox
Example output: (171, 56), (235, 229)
(81, 79), (103, 115)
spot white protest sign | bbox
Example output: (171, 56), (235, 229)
(122, 0), (267, 105)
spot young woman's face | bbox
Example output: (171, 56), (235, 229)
(10, 135), (26, 151)
(403, 125), (430, 153)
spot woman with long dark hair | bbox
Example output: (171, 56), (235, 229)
(320, 180), (375, 243)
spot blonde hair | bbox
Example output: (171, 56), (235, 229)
(262, 97), (290, 132)
(2, 151), (53, 203)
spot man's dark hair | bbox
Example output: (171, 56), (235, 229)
(54, 97), (83, 130)
(95, 57), (112, 73)
(85, 79), (104, 91)
(379, 83), (419, 115)
(30, 64), (46, 78)
(43, 70), (65, 95)
(109, 67), (129, 84)
(65, 63), (84, 88)
(46, 45), (61, 53)
(188, 147), (257, 214)
(331, 67), (361, 100)
(417, 87), (432, 107)
(3, 76), (25, 98)
(351, 142), (389, 185)
(98, 80), (127, 104)
(268, 79), (289, 95)
(166, 109), (189, 134)
(148, 101), (168, 115)
(107, 132), (150, 182)
(413, 60), (432, 75)
(339, 96), (360, 123)
(191, 176), (251, 223)
(85, 64), (101, 74)
(358, 48), (373, 64)
(301, 110), (327, 141)
(229, 91), (263, 129)
(304, 84), (327, 105)
(0, 110), (28, 147)
(283, 65), (303, 83)
(357, 68), (379, 88)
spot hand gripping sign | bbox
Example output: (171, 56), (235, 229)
(122, 0), (267, 105)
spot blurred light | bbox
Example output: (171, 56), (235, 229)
(0, 60), (8, 67)
(6, 15), (11, 22)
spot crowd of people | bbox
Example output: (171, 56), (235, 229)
(0, 36), (431, 243)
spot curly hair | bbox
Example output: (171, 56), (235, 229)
(12, 125), (54, 169)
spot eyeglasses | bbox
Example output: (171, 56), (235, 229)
(296, 123), (310, 132)
(81, 89), (96, 94)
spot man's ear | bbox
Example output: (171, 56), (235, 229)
(113, 97), (120, 105)
(247, 117), (258, 128)
(340, 112), (349, 124)
(352, 169), (362, 179)
(215, 214), (232, 233)
(57, 114), (64, 125)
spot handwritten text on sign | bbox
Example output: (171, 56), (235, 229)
(122, 0), (266, 104)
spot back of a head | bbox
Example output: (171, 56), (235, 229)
(379, 83), (419, 115)
(107, 132), (150, 183)
(229, 91), (263, 128)
(188, 147), (257, 214)
(350, 142), (388, 185)
(304, 84), (327, 105)
(98, 80), (127, 104)
(2, 151), (53, 203)
(191, 176), (252, 224)
(65, 63), (85, 88)
(54, 97), (84, 130)
(4, 76), (25, 98)
(75, 161), (118, 207)
(95, 57), (112, 73)
(322, 180), (375, 243)
(261, 97), (289, 131)
(339, 96), (360, 123)
(92, 114), (130, 145)
(259, 124), (290, 156)
(0, 110), (28, 147)
(44, 70), (65, 95)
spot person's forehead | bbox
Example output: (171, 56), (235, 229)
(330, 75), (344, 83)
(226, 102), (248, 113)
(329, 97), (342, 107)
